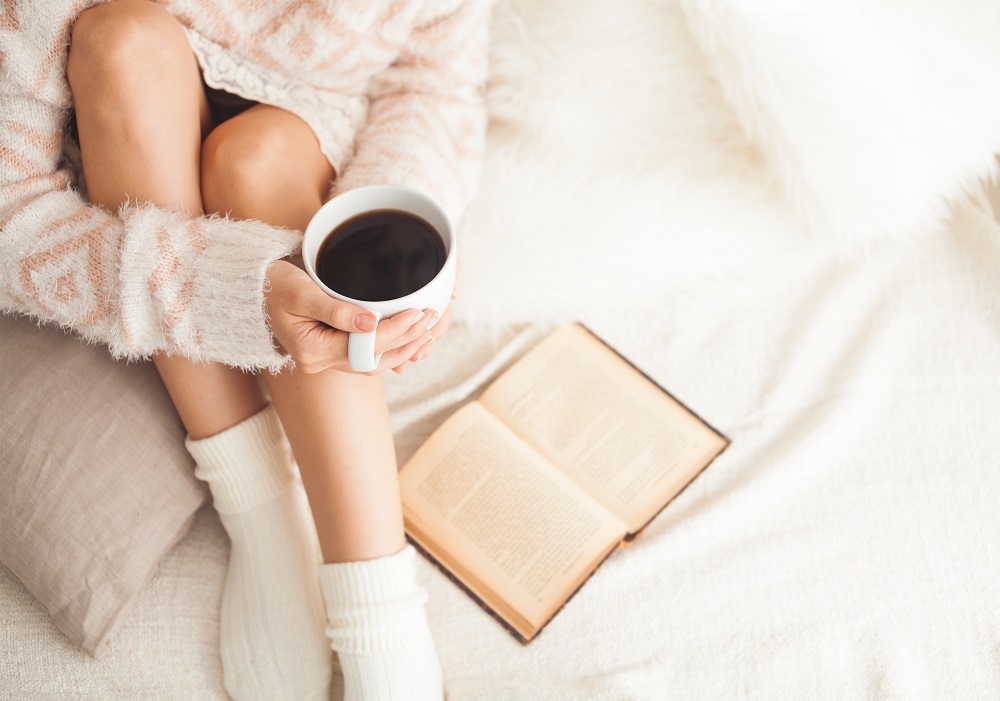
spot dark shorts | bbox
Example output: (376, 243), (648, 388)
(203, 81), (259, 124)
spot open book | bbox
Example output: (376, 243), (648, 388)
(399, 324), (730, 643)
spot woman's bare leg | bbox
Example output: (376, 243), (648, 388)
(68, 0), (266, 439)
(202, 105), (443, 701)
(200, 105), (406, 563)
(266, 368), (405, 562)
(69, 0), (207, 210)
(68, 4), (333, 700)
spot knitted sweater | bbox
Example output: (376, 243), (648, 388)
(0, 0), (489, 371)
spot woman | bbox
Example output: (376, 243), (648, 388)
(0, 0), (489, 698)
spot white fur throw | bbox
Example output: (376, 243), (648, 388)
(458, 0), (1000, 327)
(455, 0), (814, 327)
(680, 0), (1000, 249)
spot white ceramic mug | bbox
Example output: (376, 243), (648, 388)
(302, 185), (456, 372)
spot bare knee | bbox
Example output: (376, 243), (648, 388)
(201, 118), (301, 214)
(67, 0), (190, 95)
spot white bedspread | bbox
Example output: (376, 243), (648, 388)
(4, 0), (1000, 693)
(3, 194), (999, 699)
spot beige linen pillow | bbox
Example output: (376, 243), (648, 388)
(0, 314), (207, 658)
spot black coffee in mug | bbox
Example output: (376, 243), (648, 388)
(316, 209), (447, 302)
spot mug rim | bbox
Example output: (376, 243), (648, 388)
(302, 185), (455, 308)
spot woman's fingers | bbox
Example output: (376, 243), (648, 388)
(388, 307), (452, 373)
(298, 322), (349, 374)
(373, 308), (438, 356)
(416, 307), (451, 357)
(269, 260), (376, 334)
(428, 307), (451, 341)
(267, 261), (452, 374)
(308, 290), (377, 333)
(380, 330), (435, 373)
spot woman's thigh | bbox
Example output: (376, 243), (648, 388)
(201, 104), (334, 232)
(68, 0), (212, 212)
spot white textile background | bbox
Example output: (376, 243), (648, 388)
(3, 196), (1000, 699)
(428, 198), (1000, 701)
(3, 0), (1000, 697)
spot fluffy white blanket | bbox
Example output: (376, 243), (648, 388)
(456, 0), (1000, 326)
(682, 0), (1000, 248)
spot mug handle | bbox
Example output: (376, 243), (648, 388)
(348, 326), (381, 372)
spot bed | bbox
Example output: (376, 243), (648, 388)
(3, 0), (1000, 697)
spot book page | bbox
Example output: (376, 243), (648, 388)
(479, 324), (728, 534)
(399, 402), (627, 634)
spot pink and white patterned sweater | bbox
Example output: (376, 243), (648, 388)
(0, 0), (490, 371)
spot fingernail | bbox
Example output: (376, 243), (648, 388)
(426, 311), (440, 329)
(408, 309), (426, 325)
(354, 313), (377, 332)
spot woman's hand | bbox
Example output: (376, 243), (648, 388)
(391, 305), (451, 374)
(390, 261), (458, 374)
(264, 259), (437, 374)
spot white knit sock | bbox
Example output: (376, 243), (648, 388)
(186, 405), (332, 701)
(319, 545), (443, 701)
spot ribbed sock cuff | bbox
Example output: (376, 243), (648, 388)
(186, 404), (293, 514)
(319, 545), (431, 655)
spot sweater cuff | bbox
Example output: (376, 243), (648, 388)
(117, 205), (301, 372)
(189, 214), (301, 372)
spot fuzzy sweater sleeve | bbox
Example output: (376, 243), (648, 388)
(0, 94), (299, 372)
(330, 0), (491, 225)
